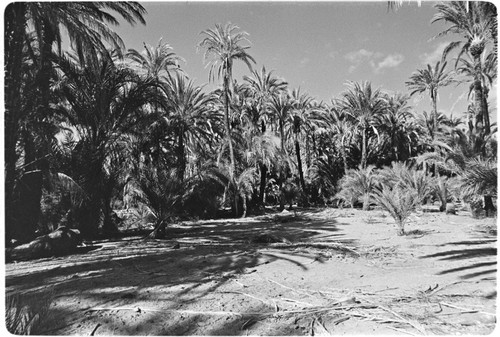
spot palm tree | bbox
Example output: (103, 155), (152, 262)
(378, 93), (418, 163)
(4, 2), (147, 241)
(55, 51), (161, 238)
(339, 81), (386, 169)
(163, 73), (215, 182)
(123, 164), (186, 239)
(243, 66), (288, 133)
(432, 1), (496, 137)
(313, 102), (353, 175)
(456, 50), (497, 136)
(405, 61), (454, 140)
(241, 67), (287, 205)
(269, 92), (294, 210)
(336, 166), (377, 210)
(126, 38), (184, 81)
(289, 89), (314, 195)
(372, 186), (419, 236)
(198, 22), (256, 215)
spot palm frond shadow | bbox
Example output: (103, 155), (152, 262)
(420, 238), (497, 280)
(6, 211), (353, 335)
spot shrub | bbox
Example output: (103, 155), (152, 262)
(372, 185), (420, 236)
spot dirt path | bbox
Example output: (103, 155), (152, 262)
(4, 208), (497, 335)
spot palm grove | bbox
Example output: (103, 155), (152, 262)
(4, 2), (497, 243)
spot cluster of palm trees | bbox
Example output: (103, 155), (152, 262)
(4, 2), (497, 243)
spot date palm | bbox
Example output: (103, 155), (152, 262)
(432, 1), (496, 137)
(313, 102), (353, 175)
(4, 2), (147, 241)
(378, 93), (418, 163)
(269, 92), (294, 210)
(55, 52), (161, 238)
(339, 81), (386, 169)
(456, 50), (497, 137)
(243, 66), (288, 134)
(289, 89), (314, 195)
(163, 73), (216, 182)
(199, 22), (256, 215)
(126, 38), (184, 82)
(405, 61), (454, 140)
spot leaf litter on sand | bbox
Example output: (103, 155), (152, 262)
(170, 280), (495, 335)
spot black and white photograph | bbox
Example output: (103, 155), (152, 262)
(3, 0), (497, 335)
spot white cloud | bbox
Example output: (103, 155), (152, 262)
(344, 49), (402, 74)
(299, 57), (310, 67)
(328, 51), (339, 60)
(419, 41), (449, 65)
(374, 53), (404, 73)
(344, 49), (383, 73)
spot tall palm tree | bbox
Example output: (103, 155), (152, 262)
(269, 92), (294, 210)
(243, 66), (288, 134)
(313, 102), (353, 175)
(456, 50), (497, 136)
(378, 93), (418, 163)
(55, 51), (161, 238)
(289, 89), (314, 195)
(198, 22), (256, 215)
(432, 1), (496, 137)
(198, 22), (256, 175)
(339, 81), (386, 169)
(4, 2), (147, 242)
(126, 38), (184, 81)
(163, 73), (215, 182)
(405, 61), (454, 140)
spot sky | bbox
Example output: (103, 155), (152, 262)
(113, 0), (496, 120)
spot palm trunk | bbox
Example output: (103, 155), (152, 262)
(295, 137), (306, 192)
(223, 73), (238, 217)
(148, 219), (166, 239)
(4, 3), (27, 243)
(177, 127), (185, 182)
(258, 163), (267, 205)
(340, 143), (348, 175)
(361, 128), (367, 169)
(431, 95), (438, 140)
(362, 192), (370, 211)
(278, 118), (286, 211)
(241, 195), (247, 218)
(472, 54), (485, 150)
(482, 86), (490, 135)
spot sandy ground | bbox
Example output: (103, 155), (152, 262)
(4, 207), (497, 335)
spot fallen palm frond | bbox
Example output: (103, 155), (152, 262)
(5, 292), (55, 335)
(267, 241), (360, 256)
(84, 280), (495, 334)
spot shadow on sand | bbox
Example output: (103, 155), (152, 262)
(5, 208), (354, 335)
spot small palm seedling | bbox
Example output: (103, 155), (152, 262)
(372, 185), (420, 236)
